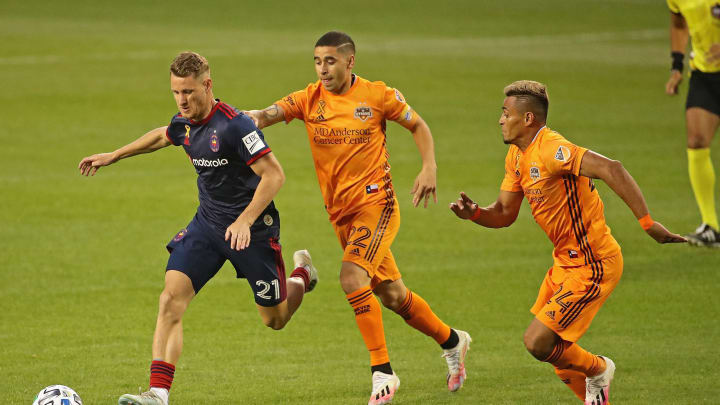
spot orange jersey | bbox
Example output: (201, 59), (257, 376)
(500, 127), (621, 267)
(275, 75), (418, 223)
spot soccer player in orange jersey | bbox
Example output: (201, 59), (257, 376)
(450, 81), (686, 405)
(245, 31), (470, 404)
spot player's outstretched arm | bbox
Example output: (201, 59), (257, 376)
(449, 190), (524, 228)
(408, 115), (437, 208)
(243, 104), (286, 130)
(666, 12), (689, 95)
(225, 152), (285, 251)
(78, 126), (170, 176)
(578, 150), (686, 244)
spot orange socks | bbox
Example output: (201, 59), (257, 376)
(396, 289), (452, 345)
(347, 286), (389, 366)
(554, 367), (586, 401)
(545, 340), (606, 377)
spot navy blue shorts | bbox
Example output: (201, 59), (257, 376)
(166, 214), (287, 307)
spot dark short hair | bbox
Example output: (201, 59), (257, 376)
(504, 80), (549, 122)
(315, 31), (355, 54)
(170, 52), (210, 78)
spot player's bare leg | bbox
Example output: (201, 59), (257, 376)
(256, 249), (319, 329)
(524, 319), (613, 405)
(686, 107), (720, 246)
(374, 279), (471, 392)
(152, 270), (195, 363)
(340, 262), (398, 405)
(119, 270), (195, 405)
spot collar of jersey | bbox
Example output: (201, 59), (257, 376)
(321, 74), (360, 97)
(525, 125), (547, 151)
(188, 99), (221, 126)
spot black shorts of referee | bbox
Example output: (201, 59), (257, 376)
(687, 69), (720, 116)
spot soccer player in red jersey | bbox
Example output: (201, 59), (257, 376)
(245, 32), (470, 404)
(79, 52), (318, 405)
(450, 81), (685, 404)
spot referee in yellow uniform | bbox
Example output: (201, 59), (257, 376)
(666, 0), (720, 247)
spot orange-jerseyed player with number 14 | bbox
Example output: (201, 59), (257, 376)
(450, 81), (686, 405)
(245, 31), (470, 404)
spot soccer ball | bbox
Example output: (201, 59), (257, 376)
(32, 385), (82, 405)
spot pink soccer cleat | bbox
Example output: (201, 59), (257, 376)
(585, 356), (615, 405)
(368, 371), (400, 405)
(442, 330), (472, 392)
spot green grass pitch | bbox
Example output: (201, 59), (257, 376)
(2, 0), (718, 403)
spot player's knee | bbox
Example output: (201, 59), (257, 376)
(687, 130), (711, 149)
(378, 289), (404, 311)
(263, 314), (288, 330)
(523, 331), (553, 361)
(339, 272), (366, 294)
(158, 290), (184, 321)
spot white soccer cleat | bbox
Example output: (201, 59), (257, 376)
(368, 371), (400, 405)
(293, 249), (318, 292)
(585, 357), (615, 405)
(118, 390), (167, 405)
(443, 329), (472, 392)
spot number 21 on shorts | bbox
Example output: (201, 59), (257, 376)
(256, 279), (280, 300)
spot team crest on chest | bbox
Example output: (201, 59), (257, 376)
(530, 165), (541, 182)
(210, 130), (219, 152)
(354, 103), (373, 121)
(712, 3), (720, 19)
(554, 145), (571, 162)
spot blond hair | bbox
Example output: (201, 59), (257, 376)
(503, 80), (549, 122)
(170, 52), (210, 78)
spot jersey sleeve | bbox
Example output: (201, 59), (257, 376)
(667, 0), (680, 14)
(165, 114), (186, 146)
(383, 86), (419, 130)
(500, 147), (523, 192)
(541, 137), (588, 177)
(275, 89), (308, 123)
(229, 115), (272, 165)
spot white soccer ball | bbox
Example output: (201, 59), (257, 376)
(32, 385), (83, 405)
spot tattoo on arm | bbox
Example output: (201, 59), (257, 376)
(263, 105), (279, 119)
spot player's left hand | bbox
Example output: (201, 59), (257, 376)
(411, 167), (437, 208)
(645, 221), (687, 244)
(226, 218), (252, 250)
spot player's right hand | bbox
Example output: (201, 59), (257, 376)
(645, 221), (687, 244)
(78, 152), (116, 176)
(665, 70), (683, 95)
(449, 192), (479, 220)
(225, 218), (252, 251)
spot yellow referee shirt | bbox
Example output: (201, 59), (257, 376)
(668, 0), (720, 72)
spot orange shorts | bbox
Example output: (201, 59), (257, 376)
(531, 254), (623, 342)
(332, 199), (401, 289)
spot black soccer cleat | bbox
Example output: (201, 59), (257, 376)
(686, 223), (720, 248)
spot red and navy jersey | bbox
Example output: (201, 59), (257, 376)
(165, 100), (276, 232)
